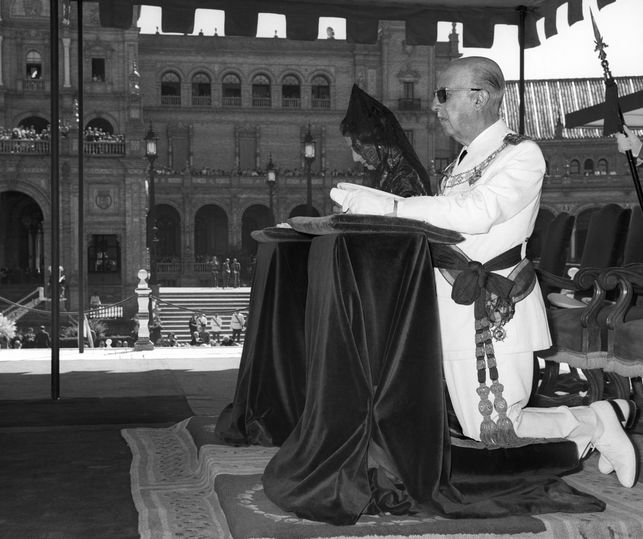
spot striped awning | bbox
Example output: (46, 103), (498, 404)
(96, 0), (619, 48)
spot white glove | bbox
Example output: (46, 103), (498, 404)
(330, 187), (394, 215)
(615, 125), (642, 157)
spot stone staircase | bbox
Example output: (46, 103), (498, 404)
(156, 287), (251, 344)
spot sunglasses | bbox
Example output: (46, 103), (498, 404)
(433, 87), (482, 104)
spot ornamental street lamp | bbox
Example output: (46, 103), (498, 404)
(266, 155), (277, 224)
(303, 124), (315, 216)
(144, 123), (158, 285)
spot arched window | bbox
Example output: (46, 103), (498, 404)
(311, 75), (330, 109)
(598, 158), (609, 175)
(282, 75), (301, 108)
(252, 74), (271, 107)
(191, 72), (211, 106)
(18, 116), (49, 134)
(85, 118), (114, 135)
(583, 158), (594, 175)
(160, 72), (181, 105)
(222, 73), (241, 107)
(26, 50), (42, 79)
(569, 159), (580, 175)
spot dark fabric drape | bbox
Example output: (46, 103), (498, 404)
(260, 231), (604, 525)
(215, 238), (311, 446)
(262, 232), (450, 524)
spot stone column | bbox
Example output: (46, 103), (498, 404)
(62, 37), (71, 88)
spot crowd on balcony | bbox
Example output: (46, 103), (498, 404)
(83, 127), (124, 143)
(0, 125), (50, 141)
(154, 164), (366, 178)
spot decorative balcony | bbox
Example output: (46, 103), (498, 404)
(160, 95), (181, 105)
(23, 79), (46, 91)
(0, 139), (50, 154)
(83, 140), (126, 156)
(222, 96), (241, 107)
(252, 97), (271, 108)
(312, 98), (331, 110)
(282, 98), (301, 109)
(191, 95), (212, 106)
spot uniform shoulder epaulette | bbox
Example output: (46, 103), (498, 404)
(504, 133), (532, 145)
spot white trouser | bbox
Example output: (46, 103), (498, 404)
(443, 350), (596, 457)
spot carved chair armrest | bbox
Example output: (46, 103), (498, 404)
(599, 263), (643, 330)
(536, 266), (600, 293)
(535, 268), (574, 291)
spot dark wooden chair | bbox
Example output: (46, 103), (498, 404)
(532, 204), (630, 406)
(534, 211), (575, 298)
(596, 208), (643, 408)
(599, 262), (643, 412)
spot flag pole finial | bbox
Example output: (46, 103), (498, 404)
(590, 8), (612, 80)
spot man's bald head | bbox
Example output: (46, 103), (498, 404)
(431, 56), (506, 145)
(449, 56), (506, 112)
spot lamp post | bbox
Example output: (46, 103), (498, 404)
(303, 124), (315, 216)
(144, 123), (158, 285)
(266, 155), (277, 224)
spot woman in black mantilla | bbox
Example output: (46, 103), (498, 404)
(341, 84), (431, 197)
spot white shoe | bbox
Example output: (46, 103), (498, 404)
(596, 399), (637, 475)
(590, 400), (638, 488)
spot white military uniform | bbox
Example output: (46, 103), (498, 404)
(397, 119), (597, 454)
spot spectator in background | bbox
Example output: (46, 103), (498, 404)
(131, 316), (140, 342)
(34, 325), (51, 348)
(149, 315), (163, 345)
(10, 331), (23, 349)
(189, 313), (199, 336)
(197, 312), (208, 332)
(210, 313), (223, 344)
(220, 335), (237, 346)
(89, 291), (102, 309)
(232, 258), (241, 287)
(190, 330), (204, 346)
(222, 258), (231, 288)
(211, 256), (220, 287)
(22, 327), (36, 348)
(230, 310), (245, 343)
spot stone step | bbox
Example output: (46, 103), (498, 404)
(154, 287), (251, 344)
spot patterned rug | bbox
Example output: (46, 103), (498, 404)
(122, 418), (643, 539)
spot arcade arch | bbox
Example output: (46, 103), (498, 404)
(0, 191), (45, 284)
(194, 205), (229, 259)
(156, 204), (181, 259)
(289, 205), (321, 218)
(241, 205), (272, 254)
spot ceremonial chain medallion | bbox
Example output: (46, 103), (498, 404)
(439, 133), (531, 194)
(492, 325), (507, 342)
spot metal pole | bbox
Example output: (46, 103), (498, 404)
(517, 6), (526, 135)
(77, 0), (85, 353)
(268, 182), (274, 223)
(306, 158), (312, 216)
(148, 156), (157, 284)
(50, 0), (60, 399)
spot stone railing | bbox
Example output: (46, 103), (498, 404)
(83, 140), (126, 156)
(0, 139), (50, 154)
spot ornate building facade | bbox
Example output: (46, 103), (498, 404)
(0, 1), (641, 307)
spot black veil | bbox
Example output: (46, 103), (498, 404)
(340, 84), (432, 196)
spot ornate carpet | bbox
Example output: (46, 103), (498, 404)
(122, 418), (643, 539)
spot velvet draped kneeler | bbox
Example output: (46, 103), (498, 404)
(260, 231), (604, 524)
(215, 237), (311, 446)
